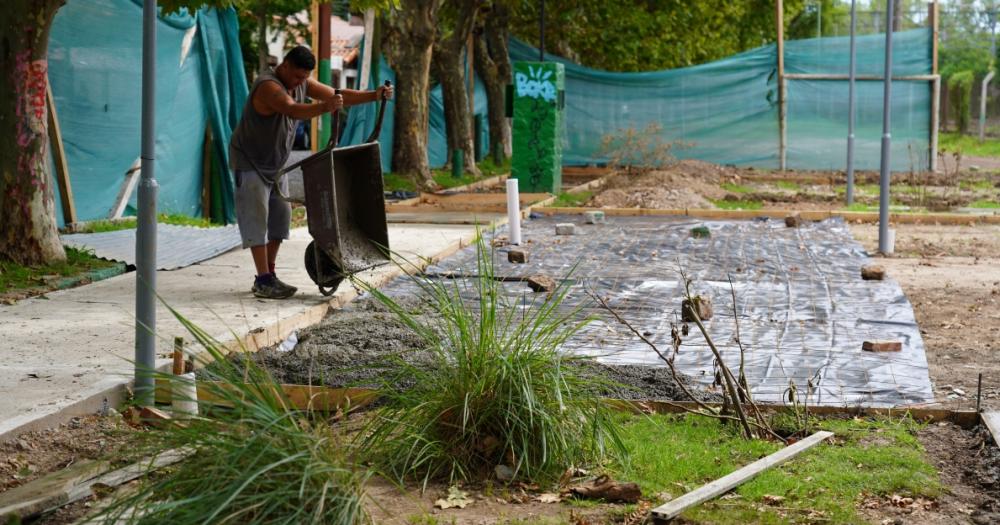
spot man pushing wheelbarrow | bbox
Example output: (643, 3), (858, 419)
(229, 46), (393, 299)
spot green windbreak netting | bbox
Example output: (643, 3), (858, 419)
(342, 54), (491, 174)
(48, 0), (246, 227)
(508, 29), (933, 171)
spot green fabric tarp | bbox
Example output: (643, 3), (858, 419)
(48, 0), (247, 226)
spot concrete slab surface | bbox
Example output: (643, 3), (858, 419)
(0, 223), (477, 440)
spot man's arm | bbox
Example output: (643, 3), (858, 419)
(306, 79), (393, 106)
(253, 80), (341, 120)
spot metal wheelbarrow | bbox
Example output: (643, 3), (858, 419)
(278, 80), (392, 296)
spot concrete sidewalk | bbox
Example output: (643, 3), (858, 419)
(0, 222), (483, 441)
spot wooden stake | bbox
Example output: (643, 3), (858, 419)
(172, 336), (184, 376)
(651, 431), (834, 522)
(201, 122), (213, 220)
(46, 81), (77, 225)
(775, 0), (786, 170)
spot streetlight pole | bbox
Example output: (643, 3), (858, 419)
(846, 0), (857, 205)
(878, 0), (895, 254)
(135, 0), (159, 405)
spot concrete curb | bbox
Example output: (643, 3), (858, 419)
(0, 223), (499, 443)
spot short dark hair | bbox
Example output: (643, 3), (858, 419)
(284, 46), (316, 71)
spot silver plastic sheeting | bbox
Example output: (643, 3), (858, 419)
(384, 215), (934, 407)
(62, 224), (241, 271)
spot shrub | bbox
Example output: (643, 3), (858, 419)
(356, 235), (625, 486)
(949, 70), (975, 134)
(96, 309), (369, 525)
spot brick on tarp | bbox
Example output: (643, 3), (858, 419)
(527, 275), (557, 292)
(863, 340), (902, 352)
(508, 249), (529, 263)
(861, 264), (885, 280)
(682, 296), (713, 322)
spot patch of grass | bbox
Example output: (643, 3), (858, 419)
(774, 180), (800, 191)
(841, 203), (878, 212)
(968, 199), (1000, 208)
(549, 191), (593, 207)
(97, 307), (370, 524)
(857, 183), (880, 194)
(960, 179), (995, 191)
(383, 172), (418, 192)
(356, 235), (625, 486)
(73, 213), (215, 234)
(721, 182), (752, 193)
(610, 414), (940, 524)
(712, 199), (763, 210)
(940, 131), (1000, 158)
(290, 205), (307, 228)
(385, 158), (512, 193)
(0, 247), (118, 294)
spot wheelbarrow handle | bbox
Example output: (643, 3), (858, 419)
(365, 80), (392, 144)
(327, 88), (343, 149)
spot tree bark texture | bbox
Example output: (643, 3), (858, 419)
(474, 1), (511, 165)
(257, 12), (267, 75)
(433, 0), (482, 176)
(383, 0), (441, 188)
(0, 0), (67, 265)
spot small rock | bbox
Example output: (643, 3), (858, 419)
(508, 249), (529, 264)
(953, 388), (966, 396)
(682, 296), (713, 322)
(15, 439), (29, 451)
(861, 264), (886, 280)
(584, 210), (605, 224)
(785, 214), (802, 227)
(555, 223), (576, 235)
(527, 275), (557, 293)
(495, 464), (515, 481)
(863, 340), (902, 352)
(970, 165), (981, 172)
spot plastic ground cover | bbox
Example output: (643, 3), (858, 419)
(382, 215), (934, 407)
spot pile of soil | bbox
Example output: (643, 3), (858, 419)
(588, 160), (733, 209)
(221, 298), (718, 403)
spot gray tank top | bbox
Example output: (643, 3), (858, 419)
(229, 69), (308, 178)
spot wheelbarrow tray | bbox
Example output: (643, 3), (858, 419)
(298, 141), (389, 275)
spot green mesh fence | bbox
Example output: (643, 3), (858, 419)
(48, 0), (247, 226)
(508, 29), (933, 171)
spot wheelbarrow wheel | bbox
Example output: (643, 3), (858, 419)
(304, 241), (344, 296)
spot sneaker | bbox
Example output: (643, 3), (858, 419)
(272, 275), (298, 296)
(253, 274), (295, 299)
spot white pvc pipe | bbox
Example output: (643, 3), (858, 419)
(506, 178), (521, 245)
(171, 372), (198, 417)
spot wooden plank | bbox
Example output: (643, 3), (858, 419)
(0, 459), (108, 520)
(202, 121), (213, 220)
(631, 400), (980, 428)
(153, 378), (378, 412)
(982, 412), (1000, 446)
(776, 0), (786, 170)
(562, 166), (611, 177)
(537, 206), (1000, 225)
(0, 448), (189, 521)
(651, 431), (834, 522)
(108, 158), (141, 219)
(930, 1), (939, 75)
(47, 82), (77, 225)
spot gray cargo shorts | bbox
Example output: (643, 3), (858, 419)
(234, 169), (291, 249)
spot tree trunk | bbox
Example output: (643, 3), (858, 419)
(257, 12), (268, 75)
(0, 0), (67, 266)
(383, 0), (441, 189)
(474, 1), (512, 166)
(434, 0), (482, 177)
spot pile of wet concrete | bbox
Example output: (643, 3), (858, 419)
(217, 298), (717, 403)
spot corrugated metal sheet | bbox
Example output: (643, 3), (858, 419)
(62, 224), (242, 270)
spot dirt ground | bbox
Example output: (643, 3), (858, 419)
(573, 158), (1000, 213)
(849, 222), (1000, 411)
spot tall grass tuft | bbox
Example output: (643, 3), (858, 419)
(96, 305), (369, 525)
(355, 233), (626, 487)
